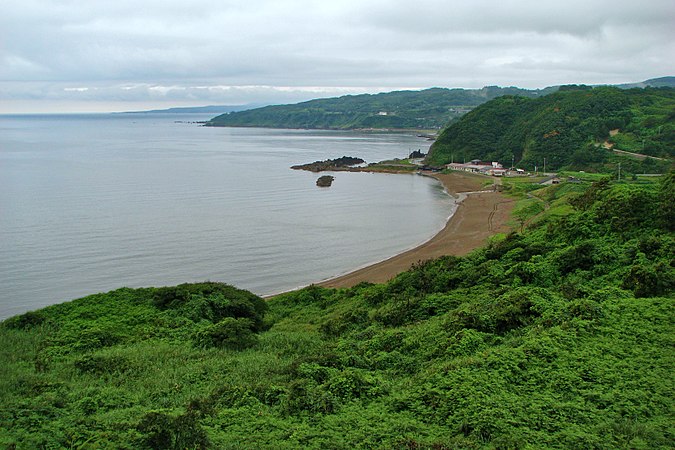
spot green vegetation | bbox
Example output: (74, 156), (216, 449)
(364, 159), (419, 172)
(427, 86), (675, 173)
(2, 173), (673, 448)
(205, 86), (555, 130)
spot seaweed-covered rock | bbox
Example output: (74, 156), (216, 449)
(316, 175), (335, 187)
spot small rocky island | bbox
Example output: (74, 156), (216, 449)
(316, 175), (335, 187)
(291, 156), (364, 172)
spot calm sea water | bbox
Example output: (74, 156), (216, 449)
(0, 113), (455, 320)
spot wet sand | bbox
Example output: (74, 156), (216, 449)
(317, 171), (515, 288)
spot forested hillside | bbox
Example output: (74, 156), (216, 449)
(2, 174), (673, 449)
(205, 86), (554, 130)
(426, 86), (675, 172)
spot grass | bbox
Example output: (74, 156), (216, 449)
(558, 171), (612, 182)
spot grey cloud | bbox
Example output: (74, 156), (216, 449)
(1, 0), (673, 112)
(356, 0), (674, 37)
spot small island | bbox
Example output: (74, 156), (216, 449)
(292, 154), (423, 174)
(316, 175), (335, 187)
(291, 156), (364, 172)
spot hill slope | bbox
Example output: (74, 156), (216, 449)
(205, 86), (555, 130)
(426, 86), (675, 172)
(618, 76), (675, 89)
(1, 174), (673, 448)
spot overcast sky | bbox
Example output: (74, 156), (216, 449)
(1, 0), (673, 113)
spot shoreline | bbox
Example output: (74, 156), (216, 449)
(314, 171), (515, 289)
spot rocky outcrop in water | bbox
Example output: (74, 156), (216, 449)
(316, 175), (335, 187)
(291, 156), (365, 172)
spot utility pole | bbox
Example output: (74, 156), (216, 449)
(511, 154), (514, 170)
(543, 157), (546, 174)
(618, 163), (621, 181)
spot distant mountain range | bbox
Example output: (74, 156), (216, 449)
(203, 86), (557, 130)
(123, 104), (264, 114)
(617, 76), (675, 89)
(202, 77), (674, 130)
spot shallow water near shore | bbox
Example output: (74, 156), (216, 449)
(0, 113), (454, 319)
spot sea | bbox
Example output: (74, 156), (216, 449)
(0, 113), (456, 320)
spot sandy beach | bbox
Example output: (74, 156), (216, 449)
(318, 171), (515, 288)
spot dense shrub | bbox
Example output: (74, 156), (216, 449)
(73, 354), (133, 375)
(622, 262), (675, 297)
(152, 282), (268, 329)
(192, 317), (258, 350)
(2, 310), (46, 330)
(137, 410), (208, 450)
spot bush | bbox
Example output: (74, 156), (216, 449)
(2, 311), (46, 330)
(622, 262), (675, 297)
(283, 379), (336, 415)
(73, 354), (133, 375)
(137, 410), (208, 450)
(152, 282), (268, 329)
(568, 299), (604, 321)
(319, 307), (369, 337)
(556, 241), (596, 274)
(192, 317), (258, 350)
(71, 327), (125, 351)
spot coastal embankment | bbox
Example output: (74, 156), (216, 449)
(318, 171), (515, 288)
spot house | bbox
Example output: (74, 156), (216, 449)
(448, 163), (490, 173)
(447, 161), (501, 175)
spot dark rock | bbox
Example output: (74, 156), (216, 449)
(316, 175), (335, 187)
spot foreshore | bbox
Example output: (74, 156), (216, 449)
(317, 171), (515, 289)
